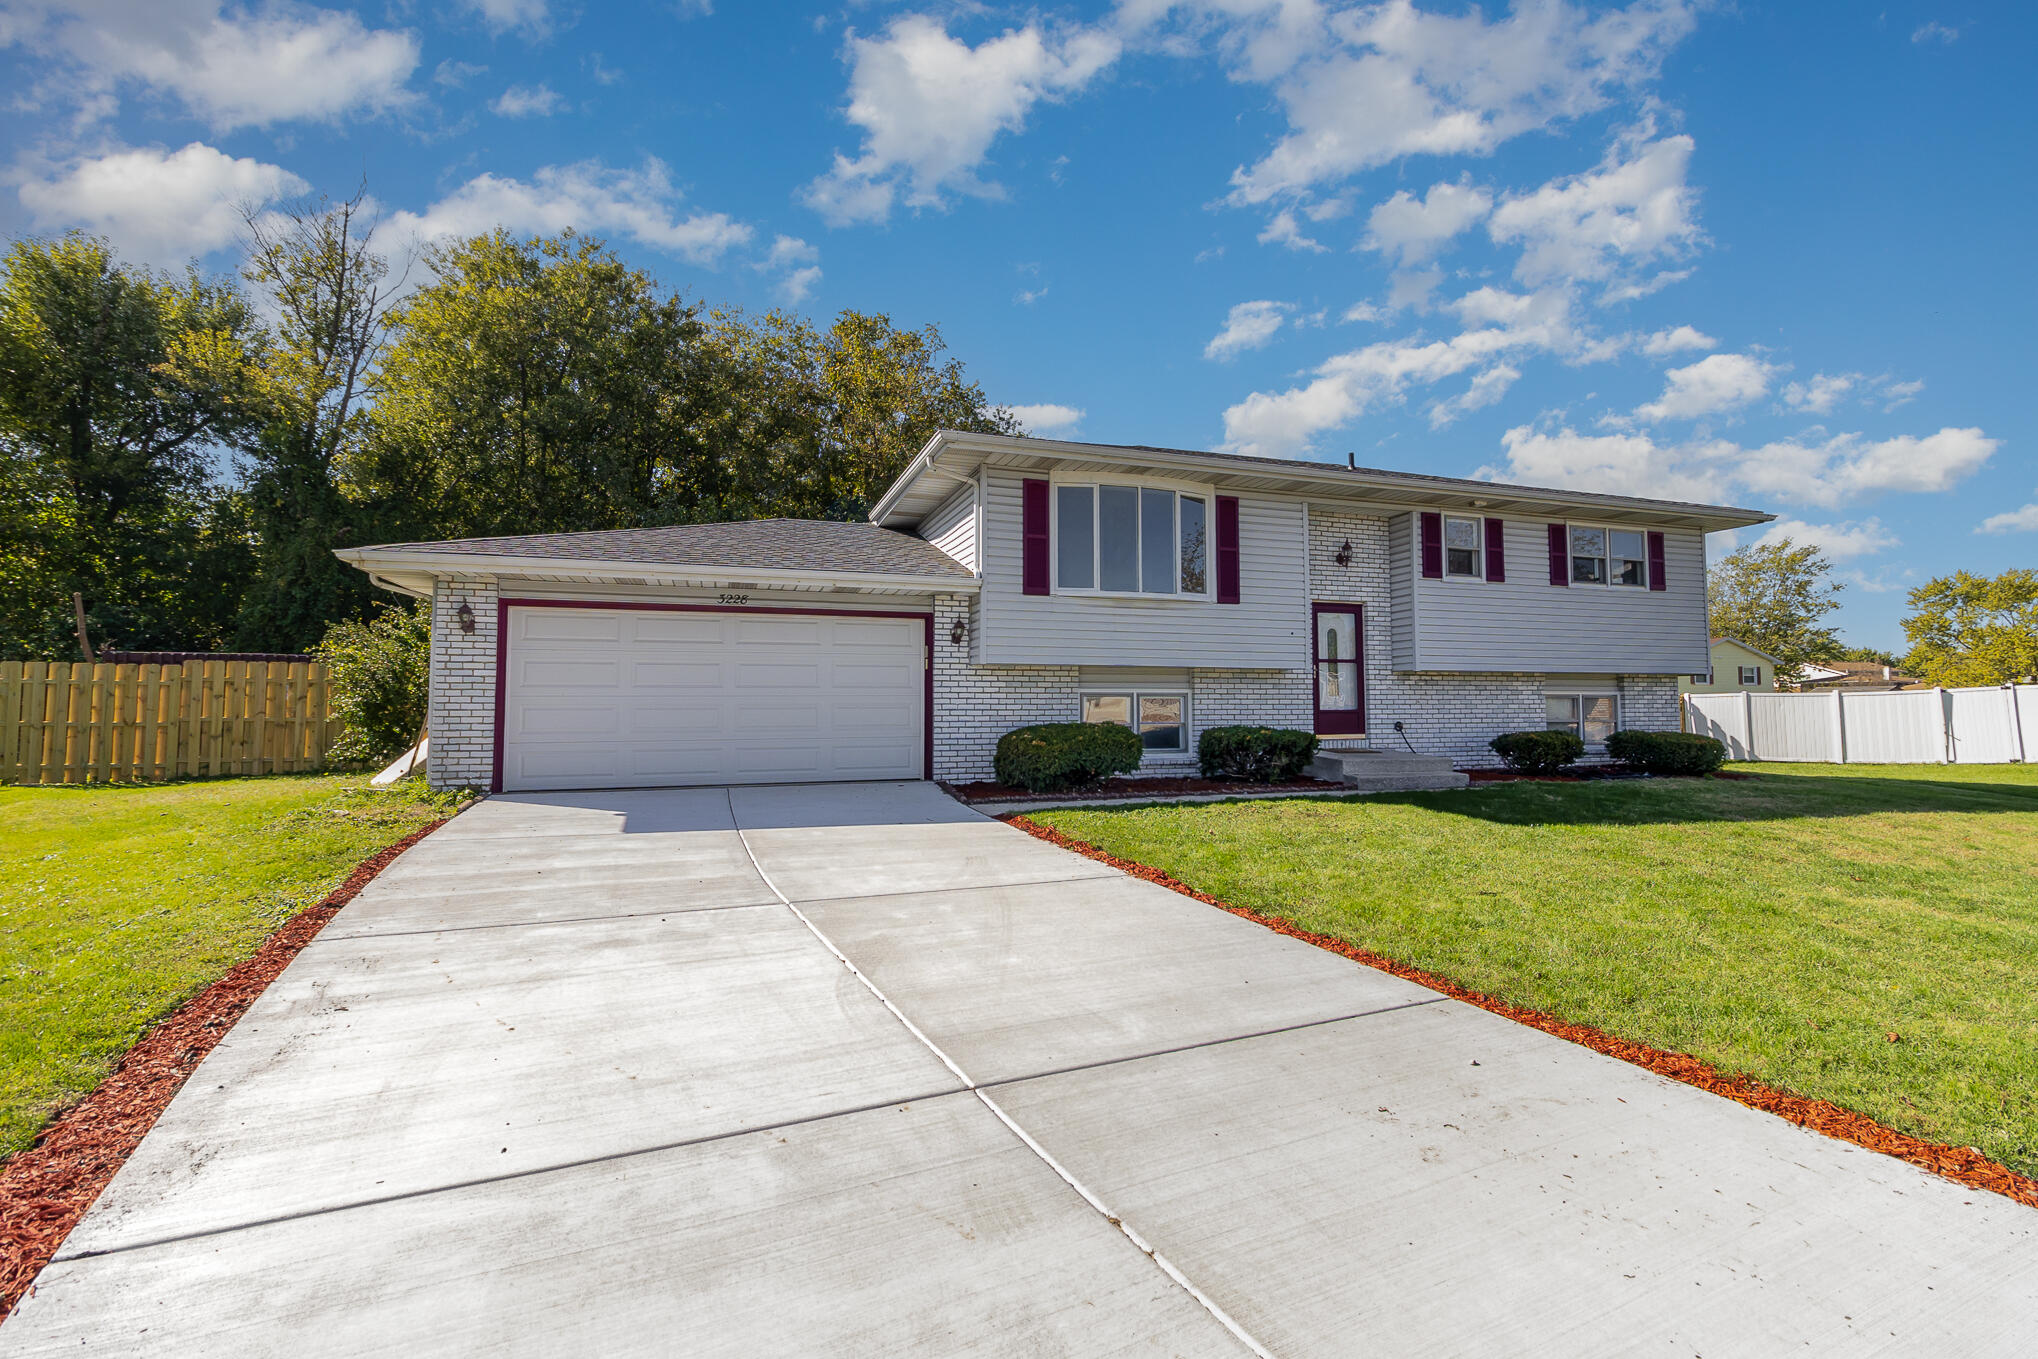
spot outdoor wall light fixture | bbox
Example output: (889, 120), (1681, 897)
(456, 601), (475, 634)
(1333, 539), (1353, 568)
(949, 617), (968, 646)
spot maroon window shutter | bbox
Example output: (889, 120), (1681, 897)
(1215, 496), (1241, 604)
(1647, 531), (1668, 592)
(1021, 478), (1050, 595)
(1483, 517), (1505, 583)
(1419, 512), (1443, 579)
(1547, 524), (1568, 586)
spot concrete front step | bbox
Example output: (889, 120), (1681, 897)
(1310, 748), (1471, 792)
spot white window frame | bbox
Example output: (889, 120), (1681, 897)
(1051, 476), (1214, 600)
(1442, 515), (1483, 579)
(1080, 690), (1192, 756)
(1545, 690), (1621, 747)
(1565, 523), (1652, 590)
(1738, 665), (1761, 687)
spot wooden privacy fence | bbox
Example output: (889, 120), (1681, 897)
(0, 660), (343, 785)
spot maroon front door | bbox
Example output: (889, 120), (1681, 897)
(1312, 602), (1365, 736)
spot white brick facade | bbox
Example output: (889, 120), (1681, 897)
(932, 593), (1077, 782)
(427, 576), (498, 791)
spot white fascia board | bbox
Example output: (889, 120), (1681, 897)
(333, 546), (979, 595)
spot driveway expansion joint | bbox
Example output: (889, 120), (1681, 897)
(310, 898), (781, 944)
(727, 788), (1279, 1359)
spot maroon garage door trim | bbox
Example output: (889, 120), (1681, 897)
(492, 597), (936, 794)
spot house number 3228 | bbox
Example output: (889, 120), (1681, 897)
(717, 593), (751, 605)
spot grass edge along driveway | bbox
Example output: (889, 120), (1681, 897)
(0, 774), (463, 1161)
(1034, 763), (2038, 1180)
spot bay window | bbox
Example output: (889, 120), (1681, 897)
(1054, 483), (1210, 596)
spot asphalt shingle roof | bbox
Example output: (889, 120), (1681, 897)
(371, 518), (972, 579)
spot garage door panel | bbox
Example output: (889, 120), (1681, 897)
(630, 661), (724, 689)
(516, 704), (622, 738)
(501, 606), (924, 791)
(520, 613), (623, 643)
(632, 615), (727, 644)
(627, 703), (729, 738)
(734, 662), (823, 688)
(521, 658), (622, 689)
(736, 619), (825, 645)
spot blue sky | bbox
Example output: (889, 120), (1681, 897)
(3, 1), (2030, 650)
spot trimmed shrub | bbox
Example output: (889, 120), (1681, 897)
(1488, 730), (1584, 773)
(1198, 726), (1321, 783)
(1606, 729), (1727, 775)
(317, 601), (430, 765)
(993, 722), (1144, 793)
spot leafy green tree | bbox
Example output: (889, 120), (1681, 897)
(317, 599), (429, 763)
(1706, 538), (1844, 684)
(1901, 569), (2038, 686)
(0, 232), (260, 658)
(233, 191), (400, 652)
(700, 308), (1020, 519)
(357, 230), (713, 539)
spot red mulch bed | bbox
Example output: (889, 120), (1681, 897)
(947, 775), (1341, 804)
(0, 818), (450, 1320)
(1001, 813), (2038, 1212)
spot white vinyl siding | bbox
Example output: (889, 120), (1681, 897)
(978, 472), (1307, 668)
(1402, 514), (1708, 674)
(919, 482), (979, 574)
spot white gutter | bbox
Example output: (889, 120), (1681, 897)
(333, 546), (979, 594)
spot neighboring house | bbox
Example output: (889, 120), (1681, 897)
(338, 431), (1771, 792)
(1796, 660), (1921, 691)
(1680, 637), (1783, 694)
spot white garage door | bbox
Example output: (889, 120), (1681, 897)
(500, 606), (925, 791)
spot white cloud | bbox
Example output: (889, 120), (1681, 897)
(3, 0), (419, 130)
(1008, 402), (1085, 434)
(16, 141), (307, 266)
(490, 83), (566, 117)
(1361, 177), (1491, 267)
(1756, 517), (1898, 560)
(465, 0), (549, 36)
(1911, 22), (1959, 44)
(1977, 498), (2038, 535)
(433, 59), (487, 88)
(389, 160), (752, 267)
(1205, 299), (1292, 360)
(1633, 352), (1774, 422)
(1222, 286), (1612, 455)
(1224, 0), (1697, 203)
(1428, 363), (1518, 428)
(756, 234), (821, 302)
(802, 14), (1118, 225)
(1878, 376), (1925, 410)
(1257, 208), (1327, 253)
(1488, 132), (1703, 294)
(1781, 371), (1856, 414)
(1481, 422), (1997, 509)
(1015, 285), (1049, 305)
(1640, 324), (1715, 356)
(1733, 427), (1998, 507)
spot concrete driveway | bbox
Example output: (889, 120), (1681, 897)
(5, 782), (2034, 1355)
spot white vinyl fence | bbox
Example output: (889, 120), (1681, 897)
(1684, 685), (2037, 764)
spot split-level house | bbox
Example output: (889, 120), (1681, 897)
(339, 431), (1772, 792)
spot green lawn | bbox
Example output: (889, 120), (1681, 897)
(0, 774), (463, 1160)
(1036, 763), (2038, 1178)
